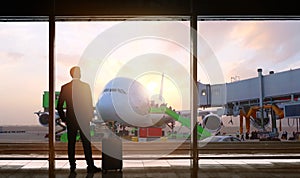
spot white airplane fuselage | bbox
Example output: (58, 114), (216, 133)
(96, 77), (165, 127)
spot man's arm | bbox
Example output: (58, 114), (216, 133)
(57, 86), (67, 122)
(86, 84), (94, 121)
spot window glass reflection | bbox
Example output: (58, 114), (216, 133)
(198, 20), (300, 148)
(0, 22), (48, 143)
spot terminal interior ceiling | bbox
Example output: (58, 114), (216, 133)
(1, 0), (300, 177)
(0, 0), (299, 17)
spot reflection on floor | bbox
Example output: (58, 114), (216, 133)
(1, 159), (300, 178)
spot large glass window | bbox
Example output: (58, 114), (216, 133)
(0, 22), (48, 143)
(2, 17), (299, 164)
(55, 19), (193, 160)
(197, 20), (300, 155)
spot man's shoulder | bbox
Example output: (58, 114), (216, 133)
(61, 81), (72, 88)
(78, 80), (90, 87)
(82, 81), (90, 87)
(62, 80), (90, 88)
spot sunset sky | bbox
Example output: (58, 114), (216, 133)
(0, 20), (300, 125)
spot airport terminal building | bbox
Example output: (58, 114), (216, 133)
(1, 1), (300, 177)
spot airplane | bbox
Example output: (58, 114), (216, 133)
(95, 76), (223, 135)
(35, 75), (223, 141)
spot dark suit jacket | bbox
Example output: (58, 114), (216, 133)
(57, 79), (94, 135)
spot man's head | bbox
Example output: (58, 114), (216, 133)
(70, 66), (81, 79)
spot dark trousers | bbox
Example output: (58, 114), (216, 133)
(67, 126), (94, 169)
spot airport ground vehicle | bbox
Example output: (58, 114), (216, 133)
(200, 135), (241, 142)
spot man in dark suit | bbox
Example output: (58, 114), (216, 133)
(57, 66), (101, 173)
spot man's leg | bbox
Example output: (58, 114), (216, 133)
(67, 129), (77, 171)
(79, 130), (94, 167)
(79, 130), (101, 173)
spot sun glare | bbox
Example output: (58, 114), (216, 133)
(146, 81), (158, 95)
(137, 73), (182, 110)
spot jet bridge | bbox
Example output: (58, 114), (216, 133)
(198, 68), (300, 134)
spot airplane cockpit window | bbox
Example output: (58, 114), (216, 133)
(103, 88), (127, 94)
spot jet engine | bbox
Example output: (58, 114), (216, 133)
(202, 113), (223, 133)
(35, 111), (61, 127)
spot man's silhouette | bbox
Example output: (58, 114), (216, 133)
(57, 66), (101, 173)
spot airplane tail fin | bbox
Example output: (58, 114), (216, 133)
(159, 72), (164, 101)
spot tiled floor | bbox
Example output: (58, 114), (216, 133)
(1, 159), (300, 178)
